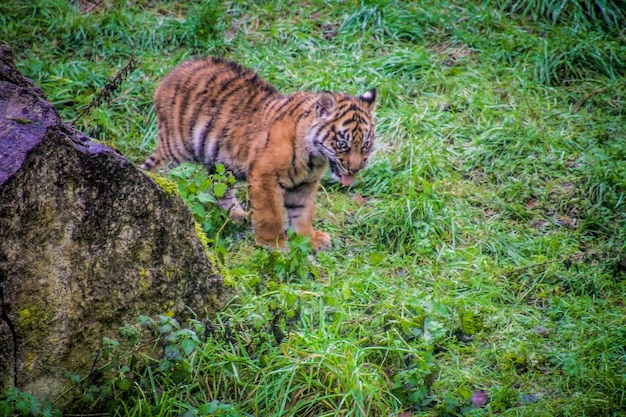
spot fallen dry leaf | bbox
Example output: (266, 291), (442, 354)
(352, 192), (366, 206)
(525, 198), (538, 209)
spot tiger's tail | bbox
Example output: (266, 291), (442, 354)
(140, 153), (168, 172)
(140, 154), (155, 170)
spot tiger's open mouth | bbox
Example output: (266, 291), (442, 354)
(329, 160), (355, 186)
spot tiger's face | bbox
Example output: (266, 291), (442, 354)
(311, 88), (377, 186)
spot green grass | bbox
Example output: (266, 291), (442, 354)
(2, 0), (626, 416)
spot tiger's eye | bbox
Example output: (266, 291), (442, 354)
(337, 139), (349, 150)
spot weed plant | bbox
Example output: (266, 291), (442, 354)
(1, 0), (625, 416)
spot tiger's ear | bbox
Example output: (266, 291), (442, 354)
(359, 88), (377, 107)
(316, 93), (335, 118)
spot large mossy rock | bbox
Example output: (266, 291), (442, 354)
(0, 45), (230, 403)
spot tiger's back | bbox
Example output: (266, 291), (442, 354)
(143, 57), (377, 250)
(143, 57), (281, 178)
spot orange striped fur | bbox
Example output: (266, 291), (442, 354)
(142, 57), (376, 250)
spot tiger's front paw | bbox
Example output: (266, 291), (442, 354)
(255, 235), (288, 251)
(228, 204), (248, 220)
(310, 230), (331, 251)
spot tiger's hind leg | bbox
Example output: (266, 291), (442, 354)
(217, 186), (247, 220)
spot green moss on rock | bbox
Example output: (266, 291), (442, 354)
(194, 222), (234, 287)
(145, 171), (179, 195)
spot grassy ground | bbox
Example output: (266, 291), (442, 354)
(2, 0), (626, 416)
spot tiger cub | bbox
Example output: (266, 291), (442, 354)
(142, 57), (376, 251)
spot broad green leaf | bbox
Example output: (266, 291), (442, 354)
(342, 281), (351, 300)
(197, 191), (216, 204)
(214, 182), (227, 198)
(181, 338), (195, 356)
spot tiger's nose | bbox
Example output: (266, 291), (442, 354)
(348, 154), (366, 174)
